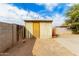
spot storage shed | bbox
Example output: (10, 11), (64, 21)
(25, 20), (53, 39)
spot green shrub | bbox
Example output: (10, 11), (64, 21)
(70, 22), (79, 34)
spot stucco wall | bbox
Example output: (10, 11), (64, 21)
(25, 21), (52, 39)
(25, 22), (33, 39)
(40, 22), (52, 39)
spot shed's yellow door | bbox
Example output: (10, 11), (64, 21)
(33, 22), (40, 38)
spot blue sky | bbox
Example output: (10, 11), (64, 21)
(9, 3), (72, 26)
(10, 3), (70, 16)
(0, 3), (73, 26)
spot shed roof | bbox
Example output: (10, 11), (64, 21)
(24, 20), (53, 22)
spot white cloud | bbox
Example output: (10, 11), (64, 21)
(0, 3), (70, 27)
(25, 11), (45, 20)
(36, 3), (58, 11)
(66, 3), (74, 7)
(0, 3), (53, 25)
(26, 11), (53, 20)
(44, 16), (52, 20)
(52, 14), (66, 27)
(44, 3), (58, 11)
(0, 3), (26, 25)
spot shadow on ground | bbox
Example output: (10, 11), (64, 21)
(3, 39), (36, 56)
(0, 29), (36, 56)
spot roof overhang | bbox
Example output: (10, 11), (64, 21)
(24, 20), (53, 22)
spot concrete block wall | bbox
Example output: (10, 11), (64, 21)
(0, 22), (25, 53)
(12, 24), (17, 46)
(0, 23), (13, 52)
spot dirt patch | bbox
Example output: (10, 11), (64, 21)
(33, 39), (75, 56)
(4, 39), (36, 56)
(2, 38), (75, 56)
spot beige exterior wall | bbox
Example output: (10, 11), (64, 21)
(25, 22), (33, 39)
(25, 21), (52, 39)
(40, 22), (52, 39)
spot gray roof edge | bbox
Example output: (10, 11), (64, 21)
(24, 20), (53, 22)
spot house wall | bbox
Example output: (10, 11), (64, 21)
(25, 21), (52, 39)
(25, 22), (33, 39)
(40, 22), (52, 39)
